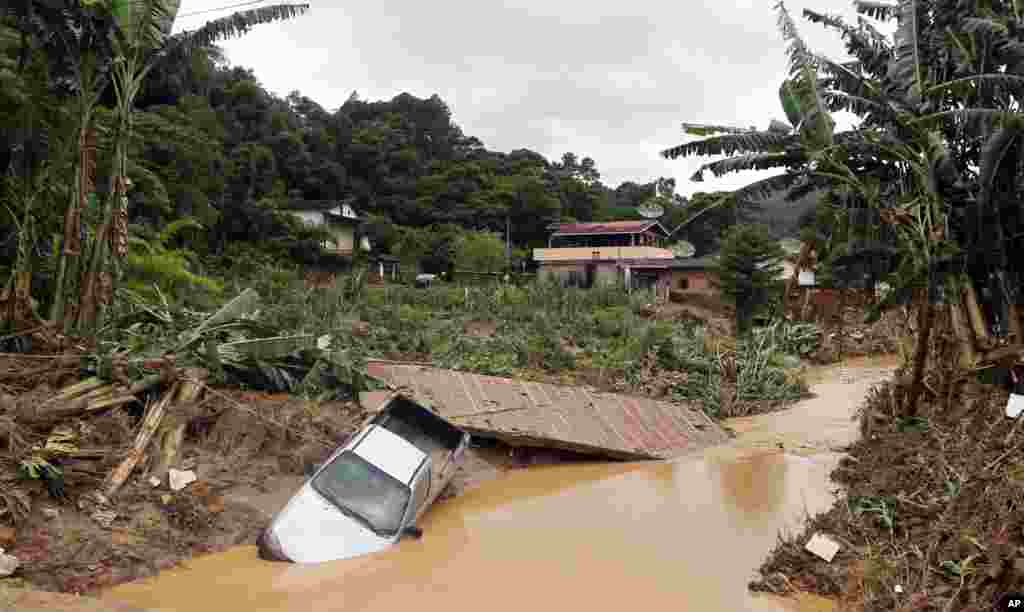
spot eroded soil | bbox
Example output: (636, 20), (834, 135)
(95, 360), (896, 612)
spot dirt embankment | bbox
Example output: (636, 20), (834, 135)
(751, 364), (1024, 611)
(0, 380), (363, 597)
(0, 374), (586, 605)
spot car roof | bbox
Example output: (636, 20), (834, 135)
(353, 425), (426, 484)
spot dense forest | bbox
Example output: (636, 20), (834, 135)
(0, 8), (810, 283)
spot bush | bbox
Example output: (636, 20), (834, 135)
(593, 306), (632, 338)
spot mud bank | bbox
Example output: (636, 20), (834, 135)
(96, 362), (895, 612)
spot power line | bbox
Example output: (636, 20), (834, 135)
(177, 0), (271, 18)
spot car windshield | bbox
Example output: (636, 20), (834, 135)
(310, 451), (412, 537)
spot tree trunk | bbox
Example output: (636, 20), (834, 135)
(949, 296), (978, 370)
(102, 381), (180, 500)
(1008, 302), (1023, 343)
(23, 372), (169, 427)
(784, 243), (811, 316)
(964, 281), (991, 348)
(800, 286), (815, 322)
(149, 369), (207, 485)
(903, 295), (935, 417)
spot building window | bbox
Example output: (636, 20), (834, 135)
(678, 277), (690, 290)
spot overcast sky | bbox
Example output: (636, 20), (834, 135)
(173, 0), (893, 197)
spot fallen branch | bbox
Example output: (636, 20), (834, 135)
(24, 371), (171, 426)
(149, 368), (207, 485)
(102, 380), (181, 500)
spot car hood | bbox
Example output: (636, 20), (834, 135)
(272, 484), (393, 564)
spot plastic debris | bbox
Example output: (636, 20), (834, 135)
(168, 468), (197, 492)
(805, 533), (841, 562)
(0, 548), (19, 577)
(1006, 393), (1024, 418)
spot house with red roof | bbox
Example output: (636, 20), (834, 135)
(534, 220), (688, 292)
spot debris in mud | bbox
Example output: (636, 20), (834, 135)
(0, 548), (18, 577)
(0, 527), (13, 548)
(168, 469), (196, 492)
(751, 360), (1024, 611)
(90, 509), (117, 528)
(804, 533), (839, 562)
(0, 288), (382, 595)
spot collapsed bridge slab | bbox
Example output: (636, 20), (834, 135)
(362, 362), (728, 460)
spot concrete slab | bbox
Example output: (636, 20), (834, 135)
(361, 363), (728, 460)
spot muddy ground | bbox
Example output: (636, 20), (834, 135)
(0, 380), (590, 600)
(750, 363), (1024, 611)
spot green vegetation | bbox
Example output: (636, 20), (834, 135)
(668, 2), (1024, 610)
(713, 224), (786, 336)
(0, 2), (826, 336)
(108, 262), (812, 417)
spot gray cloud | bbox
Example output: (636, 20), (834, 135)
(175, 0), (890, 196)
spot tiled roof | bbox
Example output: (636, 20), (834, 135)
(550, 220), (662, 235)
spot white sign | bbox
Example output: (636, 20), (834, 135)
(798, 271), (816, 286)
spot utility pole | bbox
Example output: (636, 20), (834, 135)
(506, 214), (511, 268)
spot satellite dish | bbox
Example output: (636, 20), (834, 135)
(669, 241), (696, 258)
(637, 200), (665, 219)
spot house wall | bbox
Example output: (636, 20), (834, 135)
(291, 211), (324, 227)
(288, 210), (358, 253)
(533, 246), (674, 262)
(537, 262), (622, 287)
(329, 225), (355, 253)
(667, 269), (716, 294)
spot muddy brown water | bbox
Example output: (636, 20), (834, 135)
(102, 360), (896, 612)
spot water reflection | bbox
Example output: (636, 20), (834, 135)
(715, 450), (788, 520)
(106, 452), (837, 612)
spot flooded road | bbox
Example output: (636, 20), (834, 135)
(103, 360), (896, 612)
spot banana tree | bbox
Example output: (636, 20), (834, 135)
(0, 1), (117, 332)
(69, 1), (309, 333)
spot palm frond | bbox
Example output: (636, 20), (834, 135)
(690, 151), (807, 181)
(735, 172), (807, 202)
(803, 9), (893, 78)
(776, 2), (835, 149)
(126, 159), (170, 213)
(816, 55), (884, 102)
(158, 216), (204, 245)
(661, 131), (796, 160)
(109, 0), (179, 53)
(157, 4), (309, 67)
(911, 108), (1024, 135)
(923, 74), (1024, 96)
(681, 122), (756, 137)
(776, 2), (815, 75)
(886, 0), (925, 106)
(823, 90), (890, 116)
(977, 118), (1024, 222)
(855, 1), (900, 21)
(961, 18), (1008, 37)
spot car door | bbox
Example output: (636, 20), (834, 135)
(408, 462), (431, 523)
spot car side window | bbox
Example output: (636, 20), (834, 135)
(410, 464), (430, 515)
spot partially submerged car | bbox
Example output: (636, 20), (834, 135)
(257, 394), (470, 563)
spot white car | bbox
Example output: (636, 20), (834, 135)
(257, 394), (470, 563)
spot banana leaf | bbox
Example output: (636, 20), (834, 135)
(217, 334), (316, 361)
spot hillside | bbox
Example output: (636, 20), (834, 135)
(0, 32), (818, 279)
